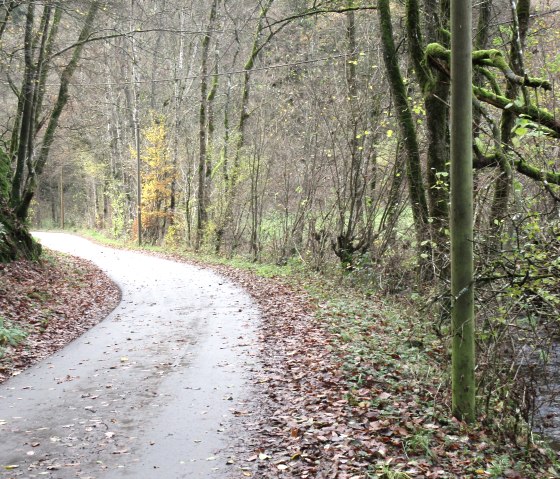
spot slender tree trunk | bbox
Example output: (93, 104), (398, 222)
(378, 140), (405, 253)
(129, 0), (142, 245)
(149, 0), (166, 109)
(196, 0), (219, 250)
(11, 2), (36, 207)
(218, 1), (273, 253)
(32, 3), (62, 136)
(249, 152), (261, 261)
(214, 39), (240, 253)
(332, 5), (374, 265)
(450, 0), (475, 422)
(15, 1), (101, 220)
(489, 0), (531, 232)
(169, 7), (188, 227)
(0, 1), (18, 43)
(59, 166), (64, 230)
(206, 50), (219, 196)
(0, 149), (10, 201)
(473, 0), (493, 136)
(378, 0), (430, 249)
(407, 0), (450, 247)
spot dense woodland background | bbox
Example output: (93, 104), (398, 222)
(1, 0), (560, 454)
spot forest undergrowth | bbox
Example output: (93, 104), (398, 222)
(2, 229), (557, 477)
(70, 229), (559, 478)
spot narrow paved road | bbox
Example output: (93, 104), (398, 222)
(1, 233), (259, 478)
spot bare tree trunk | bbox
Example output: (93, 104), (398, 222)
(130, 0), (142, 245)
(378, 140), (406, 253)
(214, 39), (240, 253)
(149, 0), (166, 109)
(406, 0), (450, 251)
(15, 0), (101, 220)
(218, 0), (274, 253)
(489, 0), (531, 232)
(59, 166), (64, 230)
(10, 2), (36, 207)
(33, 3), (62, 136)
(0, 1), (18, 43)
(170, 7), (189, 229)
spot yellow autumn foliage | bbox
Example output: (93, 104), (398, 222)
(133, 113), (176, 243)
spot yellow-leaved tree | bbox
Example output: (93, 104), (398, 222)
(133, 113), (175, 244)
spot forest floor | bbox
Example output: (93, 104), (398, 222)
(1, 233), (559, 478)
(190, 259), (559, 479)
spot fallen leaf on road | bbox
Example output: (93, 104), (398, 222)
(112, 449), (129, 455)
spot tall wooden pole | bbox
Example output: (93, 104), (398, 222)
(451, 0), (475, 421)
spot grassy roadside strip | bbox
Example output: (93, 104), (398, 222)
(71, 229), (558, 478)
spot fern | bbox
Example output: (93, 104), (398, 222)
(0, 317), (27, 353)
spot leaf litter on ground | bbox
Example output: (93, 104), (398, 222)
(182, 259), (559, 479)
(0, 250), (120, 382)
(1, 237), (558, 478)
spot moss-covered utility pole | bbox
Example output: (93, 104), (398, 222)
(450, 0), (475, 421)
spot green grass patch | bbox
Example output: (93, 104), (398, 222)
(0, 317), (27, 358)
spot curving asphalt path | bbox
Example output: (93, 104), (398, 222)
(0, 233), (259, 478)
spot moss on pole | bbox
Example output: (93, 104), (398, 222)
(450, 0), (475, 422)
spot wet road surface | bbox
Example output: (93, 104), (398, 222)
(0, 233), (259, 478)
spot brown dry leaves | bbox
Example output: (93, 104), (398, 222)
(5, 239), (552, 478)
(0, 250), (120, 382)
(191, 261), (556, 479)
(200, 264), (370, 478)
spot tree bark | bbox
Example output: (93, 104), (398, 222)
(378, 0), (430, 249)
(0, 199), (41, 263)
(406, 0), (450, 244)
(195, 0), (219, 251)
(15, 0), (101, 220)
(489, 0), (531, 231)
(0, 0), (17, 45)
(11, 1), (36, 207)
(217, 0), (273, 254)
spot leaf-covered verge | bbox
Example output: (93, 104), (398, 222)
(0, 250), (120, 382)
(75, 230), (559, 478)
(203, 266), (559, 479)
